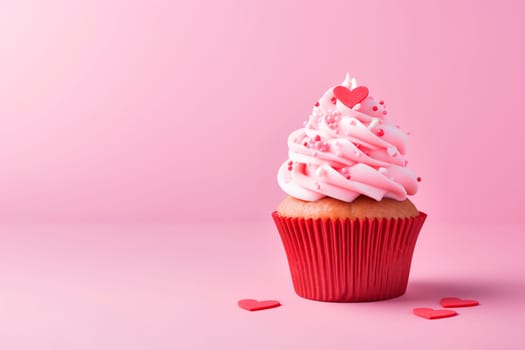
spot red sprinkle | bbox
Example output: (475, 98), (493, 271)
(314, 135), (321, 142)
(382, 110), (388, 115)
(303, 142), (308, 146)
(288, 166), (292, 171)
(379, 100), (384, 105)
(376, 128), (385, 136)
(440, 297), (480, 308)
(314, 101), (320, 107)
(372, 106), (378, 111)
(238, 299), (281, 312)
(417, 177), (421, 182)
(330, 96), (337, 104)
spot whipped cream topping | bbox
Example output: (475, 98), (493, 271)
(277, 74), (419, 202)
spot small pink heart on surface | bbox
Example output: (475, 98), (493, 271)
(238, 299), (281, 311)
(440, 297), (479, 308)
(333, 85), (369, 109)
(413, 308), (458, 320)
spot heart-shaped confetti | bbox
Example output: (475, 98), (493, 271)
(413, 308), (458, 320)
(238, 299), (281, 312)
(440, 297), (479, 308)
(333, 85), (369, 109)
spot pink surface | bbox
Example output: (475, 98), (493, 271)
(1, 0), (525, 224)
(0, 222), (523, 349)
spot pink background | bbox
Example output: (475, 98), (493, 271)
(1, 0), (524, 224)
(1, 1), (525, 349)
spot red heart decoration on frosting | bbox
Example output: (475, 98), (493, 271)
(440, 297), (479, 308)
(238, 299), (281, 311)
(333, 85), (369, 108)
(413, 308), (458, 320)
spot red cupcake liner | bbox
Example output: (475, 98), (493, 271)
(272, 211), (427, 302)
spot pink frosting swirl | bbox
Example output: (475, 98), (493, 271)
(277, 74), (418, 202)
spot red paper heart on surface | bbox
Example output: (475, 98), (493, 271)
(238, 299), (281, 311)
(440, 297), (479, 308)
(413, 308), (458, 320)
(333, 85), (369, 108)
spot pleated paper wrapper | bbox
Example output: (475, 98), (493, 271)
(272, 211), (427, 302)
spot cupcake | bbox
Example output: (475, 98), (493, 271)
(272, 74), (426, 302)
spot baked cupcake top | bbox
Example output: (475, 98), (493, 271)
(277, 74), (419, 203)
